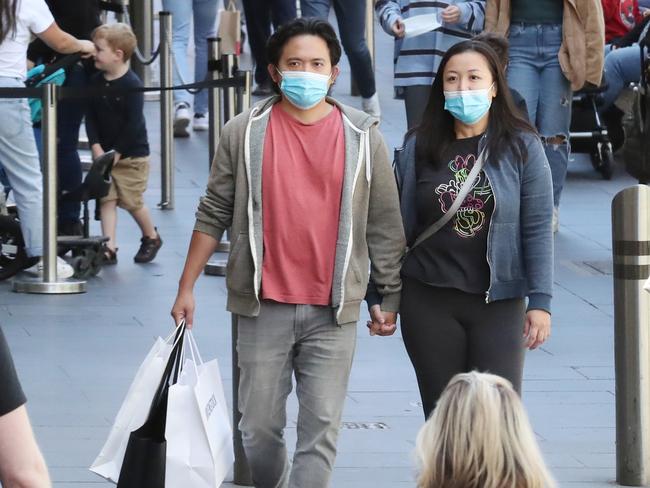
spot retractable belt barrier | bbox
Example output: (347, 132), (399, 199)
(0, 75), (245, 100)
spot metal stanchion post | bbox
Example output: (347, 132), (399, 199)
(612, 185), (650, 486)
(242, 71), (252, 112)
(116, 0), (128, 22)
(223, 54), (237, 123)
(208, 37), (222, 168)
(129, 0), (153, 88)
(13, 84), (86, 294)
(351, 0), (375, 96)
(159, 11), (174, 210)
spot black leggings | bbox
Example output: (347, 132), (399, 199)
(400, 276), (526, 418)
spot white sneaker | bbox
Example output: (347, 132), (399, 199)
(361, 93), (381, 119)
(174, 102), (191, 137)
(23, 256), (74, 280)
(193, 113), (209, 131)
(552, 206), (559, 234)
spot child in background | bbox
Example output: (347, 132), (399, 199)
(86, 23), (162, 265)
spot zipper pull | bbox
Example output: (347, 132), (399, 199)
(485, 291), (490, 304)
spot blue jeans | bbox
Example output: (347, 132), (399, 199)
(0, 78), (43, 257)
(507, 23), (571, 207)
(300, 0), (376, 98)
(602, 45), (641, 111)
(162, 0), (218, 114)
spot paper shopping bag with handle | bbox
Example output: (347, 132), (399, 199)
(116, 325), (186, 488)
(165, 330), (234, 488)
(89, 323), (184, 482)
(218, 0), (241, 55)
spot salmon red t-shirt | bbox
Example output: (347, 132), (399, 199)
(261, 104), (345, 305)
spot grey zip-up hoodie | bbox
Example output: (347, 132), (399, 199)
(194, 96), (406, 324)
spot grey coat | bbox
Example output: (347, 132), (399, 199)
(194, 96), (406, 324)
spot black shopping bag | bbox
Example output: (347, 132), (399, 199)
(117, 325), (185, 488)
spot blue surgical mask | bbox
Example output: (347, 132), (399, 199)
(278, 70), (331, 110)
(443, 84), (494, 125)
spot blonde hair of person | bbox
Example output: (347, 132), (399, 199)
(91, 23), (137, 61)
(415, 372), (556, 488)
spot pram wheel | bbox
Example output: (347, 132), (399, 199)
(592, 142), (614, 180)
(0, 214), (28, 280)
(70, 247), (103, 279)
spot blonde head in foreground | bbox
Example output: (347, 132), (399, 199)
(415, 372), (556, 488)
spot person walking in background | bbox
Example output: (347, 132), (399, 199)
(242, 0), (296, 96)
(86, 23), (162, 265)
(162, 0), (219, 137)
(376, 0), (486, 129)
(485, 0), (605, 233)
(367, 40), (554, 417)
(415, 372), (556, 488)
(301, 0), (383, 118)
(27, 0), (101, 236)
(0, 0), (95, 279)
(0, 327), (51, 487)
(171, 18), (405, 488)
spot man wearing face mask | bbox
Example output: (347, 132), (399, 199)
(171, 17), (405, 488)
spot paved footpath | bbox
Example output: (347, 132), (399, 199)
(0, 18), (637, 488)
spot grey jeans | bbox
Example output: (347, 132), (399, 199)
(237, 301), (357, 488)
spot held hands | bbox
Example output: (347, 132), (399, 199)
(440, 5), (461, 24)
(171, 288), (195, 329)
(391, 18), (405, 38)
(524, 309), (551, 350)
(367, 304), (398, 336)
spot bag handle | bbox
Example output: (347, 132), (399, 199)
(408, 148), (487, 252)
(143, 324), (186, 425)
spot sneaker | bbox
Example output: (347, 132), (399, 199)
(193, 113), (209, 131)
(361, 93), (381, 118)
(23, 256), (74, 279)
(252, 82), (273, 97)
(134, 229), (162, 263)
(552, 206), (559, 234)
(174, 102), (191, 137)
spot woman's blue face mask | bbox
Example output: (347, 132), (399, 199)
(443, 83), (495, 125)
(277, 69), (332, 110)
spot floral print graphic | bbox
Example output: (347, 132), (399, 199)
(434, 153), (493, 238)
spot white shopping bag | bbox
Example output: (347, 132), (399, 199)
(166, 332), (234, 488)
(89, 324), (183, 482)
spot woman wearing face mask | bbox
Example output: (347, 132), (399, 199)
(366, 39), (554, 418)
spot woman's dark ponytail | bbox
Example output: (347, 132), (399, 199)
(0, 0), (18, 44)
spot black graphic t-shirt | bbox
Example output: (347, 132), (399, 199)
(402, 133), (494, 294)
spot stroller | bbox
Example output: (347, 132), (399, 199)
(0, 151), (114, 280)
(569, 79), (622, 181)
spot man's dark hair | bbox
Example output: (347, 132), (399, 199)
(266, 18), (342, 92)
(473, 32), (509, 70)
